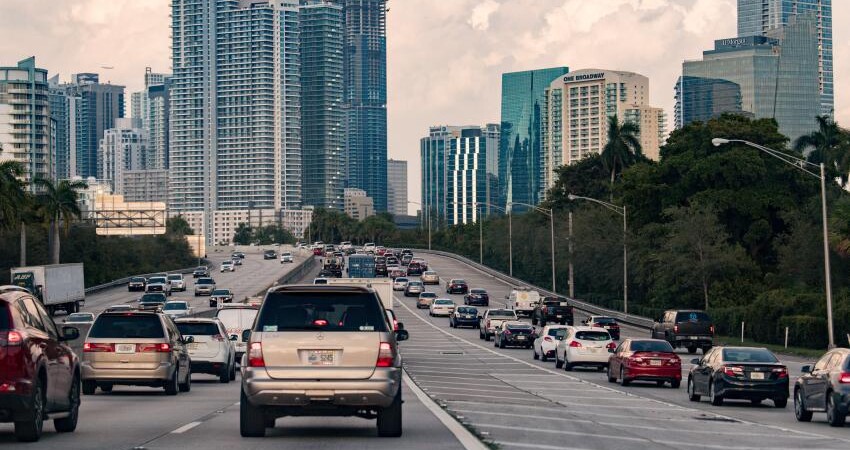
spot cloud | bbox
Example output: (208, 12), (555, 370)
(468, 0), (500, 31)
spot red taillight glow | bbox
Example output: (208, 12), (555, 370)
(503, 329), (512, 336)
(392, 319), (399, 331)
(674, 324), (679, 333)
(312, 319), (329, 327)
(83, 342), (114, 352)
(248, 342), (265, 367)
(543, 336), (554, 342)
(569, 341), (582, 348)
(376, 342), (394, 367)
(211, 334), (225, 342)
(772, 367), (788, 379)
(606, 342), (616, 350)
(139, 343), (172, 353)
(839, 372), (850, 384)
(1, 331), (23, 346)
(722, 365), (744, 377)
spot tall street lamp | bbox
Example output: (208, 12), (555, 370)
(407, 201), (431, 250)
(713, 137), (836, 348)
(473, 202), (509, 267)
(508, 202), (556, 293)
(567, 194), (627, 314)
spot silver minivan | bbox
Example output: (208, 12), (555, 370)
(239, 285), (408, 438)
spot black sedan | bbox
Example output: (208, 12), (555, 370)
(449, 306), (479, 328)
(687, 346), (788, 408)
(446, 279), (469, 295)
(494, 321), (535, 349)
(794, 348), (850, 426)
(464, 288), (489, 306)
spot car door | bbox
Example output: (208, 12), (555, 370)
(21, 297), (62, 410)
(34, 299), (74, 410)
(165, 318), (190, 381)
(612, 340), (630, 374)
(807, 352), (836, 409)
(692, 348), (716, 394)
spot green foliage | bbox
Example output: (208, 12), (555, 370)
(231, 223), (294, 245)
(166, 216), (194, 236)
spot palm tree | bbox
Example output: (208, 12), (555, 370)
(600, 115), (642, 199)
(793, 115), (850, 186)
(0, 144), (31, 266)
(33, 178), (88, 264)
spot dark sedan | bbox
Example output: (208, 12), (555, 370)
(446, 279), (469, 295)
(449, 306), (479, 328)
(688, 346), (788, 408)
(464, 288), (489, 306)
(406, 261), (423, 276)
(494, 321), (535, 349)
(138, 293), (167, 311)
(794, 348), (850, 426)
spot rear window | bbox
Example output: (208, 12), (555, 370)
(507, 324), (532, 331)
(489, 310), (516, 318)
(89, 315), (165, 339)
(163, 303), (187, 310)
(593, 317), (617, 324)
(212, 290), (230, 296)
(256, 292), (388, 332)
(167, 275), (181, 281)
(149, 277), (167, 284)
(456, 307), (477, 314)
(176, 322), (220, 336)
(140, 293), (166, 302)
(130, 277), (146, 282)
(471, 289), (487, 294)
(419, 293), (436, 298)
(547, 328), (567, 338)
(575, 331), (610, 341)
(630, 340), (674, 352)
(395, 278), (408, 282)
(435, 299), (453, 305)
(722, 348), (778, 363)
(198, 279), (214, 285)
(675, 311), (711, 323)
(408, 282), (423, 287)
(0, 304), (10, 330)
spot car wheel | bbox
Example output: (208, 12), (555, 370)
(619, 367), (628, 385)
(179, 367), (192, 392)
(230, 362), (237, 381)
(99, 383), (113, 393)
(82, 380), (97, 395)
(671, 379), (681, 389)
(555, 353), (564, 369)
(709, 380), (723, 406)
(14, 376), (44, 442)
(607, 364), (616, 383)
(794, 389), (813, 422)
(485, 333), (491, 342)
(479, 328), (484, 340)
(54, 375), (80, 433)
(377, 388), (403, 437)
(533, 349), (539, 360)
(165, 367), (179, 396)
(687, 378), (700, 401)
(827, 393), (846, 426)
(750, 398), (762, 406)
(240, 388), (266, 437)
(219, 362), (231, 383)
(657, 380), (665, 387)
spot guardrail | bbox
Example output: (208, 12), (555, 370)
(83, 263), (209, 295)
(415, 249), (656, 330)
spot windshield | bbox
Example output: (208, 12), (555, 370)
(212, 290), (230, 296)
(89, 315), (164, 339)
(435, 299), (453, 305)
(722, 348), (778, 363)
(176, 322), (219, 336)
(256, 291), (388, 332)
(163, 303), (188, 310)
(456, 307), (477, 314)
(140, 294), (166, 303)
(631, 340), (674, 352)
(167, 275), (181, 281)
(575, 331), (611, 341)
(67, 313), (94, 322)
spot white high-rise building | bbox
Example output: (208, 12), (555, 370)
(387, 159), (408, 216)
(131, 68), (171, 170)
(99, 118), (147, 196)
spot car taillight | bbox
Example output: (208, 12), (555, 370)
(139, 343), (172, 353)
(569, 341), (582, 348)
(710, 325), (715, 335)
(211, 334), (225, 342)
(722, 365), (744, 377)
(674, 324), (679, 333)
(248, 342), (265, 367)
(392, 319), (399, 331)
(83, 342), (114, 352)
(486, 320), (491, 328)
(376, 342), (394, 367)
(504, 329), (512, 336)
(0, 331), (23, 347)
(606, 342), (616, 350)
(543, 336), (554, 342)
(839, 373), (850, 384)
(771, 367), (788, 379)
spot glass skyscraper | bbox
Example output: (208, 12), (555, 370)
(300, 2), (345, 210)
(737, 0), (833, 116)
(499, 67), (568, 209)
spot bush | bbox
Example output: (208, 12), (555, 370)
(777, 315), (828, 349)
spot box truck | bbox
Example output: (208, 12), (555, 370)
(347, 255), (376, 278)
(326, 278), (393, 310)
(10, 263), (86, 315)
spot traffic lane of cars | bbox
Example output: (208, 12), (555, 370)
(395, 292), (850, 450)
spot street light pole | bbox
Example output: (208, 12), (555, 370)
(713, 138), (835, 348)
(568, 211), (574, 298)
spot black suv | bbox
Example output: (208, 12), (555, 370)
(531, 297), (574, 326)
(375, 257), (388, 277)
(651, 309), (714, 354)
(794, 348), (850, 426)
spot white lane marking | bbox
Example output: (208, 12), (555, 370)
(410, 374), (493, 382)
(423, 391), (533, 401)
(402, 372), (489, 450)
(499, 442), (595, 450)
(448, 400), (696, 422)
(170, 421), (202, 434)
(472, 422), (649, 443)
(419, 381), (516, 390)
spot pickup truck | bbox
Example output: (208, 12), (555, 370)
(478, 308), (518, 341)
(651, 309), (714, 354)
(531, 297), (574, 326)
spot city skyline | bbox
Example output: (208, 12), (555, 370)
(1, 0), (847, 213)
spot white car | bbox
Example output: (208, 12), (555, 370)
(392, 277), (409, 291)
(220, 261), (235, 272)
(429, 298), (456, 317)
(363, 242), (376, 253)
(280, 252), (293, 263)
(555, 326), (615, 371)
(162, 300), (193, 319)
(215, 305), (259, 360)
(175, 318), (237, 383)
(533, 325), (569, 362)
(167, 273), (186, 291)
(145, 276), (172, 296)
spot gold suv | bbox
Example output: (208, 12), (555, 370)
(240, 285), (409, 438)
(81, 311), (193, 395)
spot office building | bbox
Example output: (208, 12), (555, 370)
(344, 188), (374, 221)
(74, 176), (113, 219)
(737, 0), (833, 116)
(541, 69), (665, 194)
(122, 169), (168, 204)
(421, 124), (500, 226)
(170, 0), (302, 244)
(676, 15), (820, 143)
(300, 2), (345, 210)
(48, 78), (71, 180)
(500, 67), (569, 209)
(387, 159), (408, 216)
(99, 118), (147, 195)
(131, 68), (171, 170)
(1, 57), (53, 186)
(333, 0), (388, 212)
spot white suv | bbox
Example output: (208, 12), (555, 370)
(175, 318), (236, 383)
(167, 273), (186, 291)
(555, 326), (616, 371)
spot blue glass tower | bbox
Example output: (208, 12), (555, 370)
(499, 67), (568, 209)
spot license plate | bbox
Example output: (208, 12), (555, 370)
(188, 343), (199, 350)
(556, 315), (563, 318)
(750, 372), (765, 380)
(650, 359), (662, 366)
(307, 350), (335, 366)
(517, 336), (526, 340)
(586, 347), (600, 353)
(116, 344), (136, 354)
(689, 336), (699, 340)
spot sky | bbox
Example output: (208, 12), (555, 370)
(1, 0), (847, 214)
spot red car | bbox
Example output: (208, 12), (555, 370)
(607, 338), (681, 388)
(312, 247), (323, 256)
(0, 287), (82, 442)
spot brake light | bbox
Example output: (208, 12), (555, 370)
(674, 324), (679, 333)
(606, 342), (616, 350)
(312, 319), (329, 327)
(139, 343), (172, 353)
(503, 329), (512, 336)
(376, 342), (394, 367)
(771, 367), (788, 379)
(486, 320), (491, 328)
(211, 334), (225, 342)
(569, 341), (582, 348)
(392, 319), (399, 332)
(248, 342), (265, 367)
(722, 365), (744, 377)
(710, 325), (715, 335)
(83, 342), (114, 352)
(543, 336), (554, 342)
(839, 373), (850, 384)
(1, 331), (23, 346)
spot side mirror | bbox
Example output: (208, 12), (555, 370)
(60, 326), (80, 341)
(184, 336), (195, 344)
(690, 358), (700, 365)
(801, 364), (812, 374)
(477, 315), (483, 320)
(504, 295), (509, 300)
(242, 329), (252, 342)
(396, 322), (405, 330)
(396, 329), (410, 341)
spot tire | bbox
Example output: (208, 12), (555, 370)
(827, 393), (846, 427)
(14, 376), (44, 442)
(54, 375), (80, 433)
(541, 353), (548, 362)
(709, 380), (723, 406)
(564, 361), (572, 371)
(533, 350), (539, 360)
(165, 368), (179, 396)
(377, 388), (403, 437)
(219, 363), (231, 383)
(657, 381), (665, 387)
(619, 367), (629, 386)
(485, 333), (491, 342)
(240, 388), (266, 437)
(179, 367), (192, 392)
(479, 329), (484, 340)
(230, 362), (237, 381)
(82, 380), (97, 395)
(671, 379), (681, 389)
(687, 346), (697, 354)
(99, 383), (113, 393)
(555, 353), (564, 369)
(794, 389), (813, 422)
(687, 378), (701, 402)
(607, 365), (616, 383)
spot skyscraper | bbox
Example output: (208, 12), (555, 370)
(499, 67), (568, 209)
(386, 159), (408, 216)
(300, 1), (345, 210)
(48, 76), (71, 180)
(737, 0), (833, 116)
(170, 0), (302, 242)
(130, 68), (171, 170)
(334, 0), (388, 212)
(99, 118), (147, 195)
